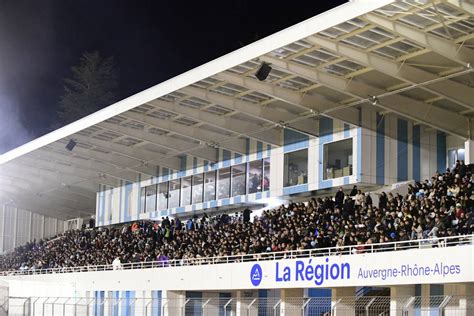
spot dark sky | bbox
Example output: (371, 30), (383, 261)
(0, 0), (346, 154)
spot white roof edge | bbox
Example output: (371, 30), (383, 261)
(0, 0), (394, 165)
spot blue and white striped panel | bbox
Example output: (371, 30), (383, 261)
(93, 291), (105, 316)
(150, 290), (162, 316)
(120, 291), (135, 316)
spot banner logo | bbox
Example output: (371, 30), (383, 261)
(250, 264), (263, 286)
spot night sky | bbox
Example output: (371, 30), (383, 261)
(0, 0), (346, 154)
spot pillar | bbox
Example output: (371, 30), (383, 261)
(235, 290), (250, 316)
(331, 287), (356, 316)
(465, 140), (474, 165)
(202, 292), (220, 315)
(390, 285), (415, 316)
(418, 284), (431, 316)
(443, 283), (474, 316)
(162, 291), (185, 316)
(280, 288), (304, 316)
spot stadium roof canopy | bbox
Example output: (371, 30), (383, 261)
(0, 0), (473, 219)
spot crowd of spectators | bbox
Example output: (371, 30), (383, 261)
(0, 164), (472, 272)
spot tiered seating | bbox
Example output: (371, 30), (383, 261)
(1, 167), (472, 272)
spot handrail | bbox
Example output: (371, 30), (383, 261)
(2, 234), (472, 276)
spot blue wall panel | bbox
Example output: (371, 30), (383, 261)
(257, 141), (263, 159)
(223, 150), (231, 167)
(319, 117), (333, 188)
(258, 289), (268, 316)
(151, 290), (162, 316)
(344, 123), (350, 138)
(186, 291), (202, 316)
(219, 293), (232, 316)
(283, 129), (309, 153)
(397, 119), (408, 181)
(413, 125), (421, 181)
(376, 113), (385, 185)
(437, 132), (446, 173)
(94, 291), (105, 316)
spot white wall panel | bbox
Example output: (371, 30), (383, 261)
(0, 205), (63, 252)
(3, 245), (472, 292)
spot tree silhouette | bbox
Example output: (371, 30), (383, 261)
(56, 51), (119, 125)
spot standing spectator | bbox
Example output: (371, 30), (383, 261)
(89, 216), (95, 229)
(350, 185), (358, 197)
(335, 187), (344, 209)
(243, 208), (252, 223)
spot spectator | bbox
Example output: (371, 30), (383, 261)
(243, 208), (252, 223)
(112, 257), (122, 270)
(335, 187), (344, 209)
(89, 216), (95, 229)
(350, 185), (358, 197)
(0, 170), (471, 272)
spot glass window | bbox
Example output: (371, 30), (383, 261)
(192, 173), (204, 204)
(204, 171), (216, 202)
(140, 187), (146, 213)
(218, 167), (231, 199)
(458, 148), (465, 164)
(157, 182), (168, 210)
(145, 185), (157, 212)
(323, 138), (353, 180)
(168, 179), (181, 208)
(263, 158), (270, 191)
(284, 149), (308, 187)
(181, 176), (192, 206)
(232, 163), (246, 197)
(248, 160), (263, 194)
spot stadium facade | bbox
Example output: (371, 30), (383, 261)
(0, 0), (473, 315)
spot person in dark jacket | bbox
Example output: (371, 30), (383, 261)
(243, 208), (252, 223)
(335, 187), (345, 209)
(350, 185), (358, 197)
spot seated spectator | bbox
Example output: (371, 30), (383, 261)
(0, 170), (471, 272)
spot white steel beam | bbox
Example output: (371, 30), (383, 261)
(445, 0), (474, 15)
(122, 111), (247, 155)
(0, 191), (84, 219)
(307, 35), (474, 111)
(0, 175), (95, 204)
(363, 12), (474, 66)
(179, 86), (319, 136)
(1, 162), (109, 191)
(29, 150), (139, 183)
(308, 36), (474, 109)
(214, 71), (361, 126)
(0, 186), (86, 215)
(147, 98), (282, 146)
(260, 54), (471, 138)
(98, 121), (218, 161)
(46, 142), (159, 177)
(71, 134), (181, 171)
(0, 178), (94, 210)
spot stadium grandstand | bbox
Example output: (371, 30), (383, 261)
(0, 0), (473, 315)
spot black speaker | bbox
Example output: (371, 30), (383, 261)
(65, 139), (77, 151)
(255, 62), (272, 81)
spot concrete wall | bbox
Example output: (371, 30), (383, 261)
(0, 205), (64, 253)
(3, 244), (472, 293)
(360, 108), (446, 186)
(96, 111), (450, 226)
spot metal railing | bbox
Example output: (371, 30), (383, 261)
(5, 295), (474, 316)
(1, 234), (472, 276)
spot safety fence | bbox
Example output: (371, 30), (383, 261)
(1, 234), (473, 276)
(4, 295), (474, 316)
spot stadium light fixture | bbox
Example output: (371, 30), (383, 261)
(255, 62), (272, 81)
(65, 139), (77, 151)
